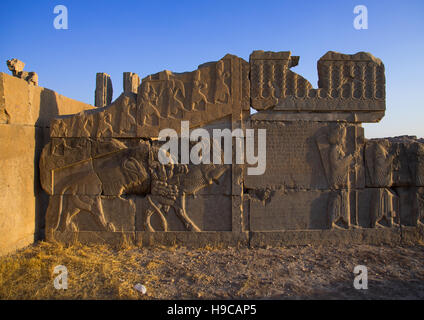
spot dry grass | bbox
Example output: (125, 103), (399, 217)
(1, 241), (424, 300)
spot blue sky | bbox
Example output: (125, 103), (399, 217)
(0, 0), (423, 138)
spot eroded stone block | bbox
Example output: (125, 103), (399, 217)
(51, 92), (138, 138)
(357, 188), (399, 228)
(396, 187), (424, 227)
(249, 190), (331, 231)
(33, 49), (424, 248)
(45, 195), (135, 237)
(0, 72), (95, 127)
(123, 72), (140, 94)
(6, 58), (38, 85)
(250, 51), (385, 119)
(136, 54), (250, 137)
(365, 138), (424, 188)
(135, 194), (232, 232)
(95, 73), (113, 108)
(245, 121), (365, 190)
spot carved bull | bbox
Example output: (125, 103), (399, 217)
(41, 140), (228, 234)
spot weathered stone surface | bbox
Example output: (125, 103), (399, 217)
(251, 110), (385, 123)
(245, 121), (365, 190)
(250, 51), (385, 119)
(50, 93), (138, 137)
(123, 72), (140, 94)
(95, 73), (113, 108)
(0, 72), (95, 127)
(26, 50), (423, 248)
(136, 54), (250, 137)
(249, 190), (331, 231)
(41, 136), (230, 235)
(6, 58), (38, 85)
(50, 55), (250, 139)
(396, 187), (424, 227)
(249, 188), (368, 231)
(365, 137), (424, 187)
(135, 194), (232, 232)
(360, 188), (399, 228)
(0, 124), (38, 255)
(249, 227), (411, 247)
(0, 73), (95, 256)
(48, 230), (250, 247)
(46, 195), (135, 236)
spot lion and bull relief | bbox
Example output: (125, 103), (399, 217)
(39, 54), (248, 239)
(39, 50), (424, 244)
(40, 139), (228, 235)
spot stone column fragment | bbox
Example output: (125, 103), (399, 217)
(123, 72), (140, 94)
(95, 73), (113, 108)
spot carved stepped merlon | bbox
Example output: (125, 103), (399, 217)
(95, 73), (113, 108)
(250, 51), (385, 123)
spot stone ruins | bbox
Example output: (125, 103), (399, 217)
(1, 50), (424, 253)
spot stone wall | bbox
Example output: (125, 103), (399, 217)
(0, 72), (95, 256)
(5, 49), (424, 251)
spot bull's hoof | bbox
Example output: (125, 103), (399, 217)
(186, 223), (201, 232)
(144, 223), (155, 232)
(107, 222), (116, 232)
(71, 222), (78, 232)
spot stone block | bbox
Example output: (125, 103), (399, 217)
(95, 73), (113, 108)
(0, 72), (94, 127)
(0, 124), (38, 255)
(123, 72), (140, 94)
(364, 138), (424, 188)
(251, 110), (385, 123)
(250, 51), (385, 116)
(357, 188), (399, 228)
(136, 54), (249, 138)
(249, 190), (331, 231)
(396, 187), (424, 226)
(45, 195), (135, 237)
(245, 121), (365, 190)
(135, 194), (232, 232)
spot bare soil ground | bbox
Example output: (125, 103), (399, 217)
(1, 241), (424, 300)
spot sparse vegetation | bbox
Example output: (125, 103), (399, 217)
(1, 241), (424, 299)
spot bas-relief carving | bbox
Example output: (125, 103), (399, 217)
(50, 93), (139, 138)
(37, 49), (424, 246)
(413, 189), (424, 226)
(408, 142), (424, 187)
(316, 124), (361, 229)
(327, 190), (351, 229)
(364, 138), (424, 188)
(41, 139), (229, 236)
(361, 138), (424, 228)
(245, 121), (361, 191)
(250, 51), (385, 115)
(326, 124), (356, 189)
(144, 159), (228, 232)
(395, 187), (424, 227)
(365, 140), (395, 187)
(137, 54), (249, 137)
(370, 188), (399, 228)
(50, 55), (249, 139)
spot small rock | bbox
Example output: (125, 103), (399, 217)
(134, 283), (147, 294)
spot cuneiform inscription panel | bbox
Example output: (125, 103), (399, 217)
(245, 121), (363, 190)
